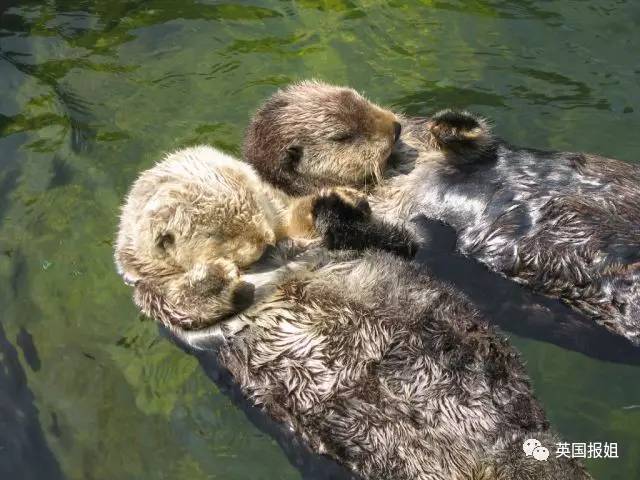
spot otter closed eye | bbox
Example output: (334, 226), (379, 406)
(330, 132), (355, 142)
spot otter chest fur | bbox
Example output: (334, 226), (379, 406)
(383, 117), (640, 345)
(216, 252), (590, 480)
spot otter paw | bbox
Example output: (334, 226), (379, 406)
(312, 189), (371, 226)
(428, 109), (492, 148)
(316, 187), (371, 218)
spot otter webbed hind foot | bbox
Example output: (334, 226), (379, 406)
(428, 109), (496, 162)
(312, 192), (418, 258)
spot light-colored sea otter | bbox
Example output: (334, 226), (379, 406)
(115, 144), (412, 330)
(243, 80), (640, 346)
(115, 146), (590, 480)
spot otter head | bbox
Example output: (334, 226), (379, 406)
(244, 80), (401, 195)
(115, 146), (281, 330)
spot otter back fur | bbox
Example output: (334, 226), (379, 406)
(243, 81), (640, 346)
(115, 149), (590, 479)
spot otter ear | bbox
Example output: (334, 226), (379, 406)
(283, 145), (303, 170)
(148, 203), (189, 252)
(428, 110), (493, 153)
(155, 231), (175, 252)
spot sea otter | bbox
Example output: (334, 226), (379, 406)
(114, 144), (413, 330)
(243, 80), (640, 346)
(114, 146), (590, 480)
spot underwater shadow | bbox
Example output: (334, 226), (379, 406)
(413, 216), (640, 366)
(0, 321), (64, 480)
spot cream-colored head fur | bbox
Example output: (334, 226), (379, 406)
(115, 145), (290, 330)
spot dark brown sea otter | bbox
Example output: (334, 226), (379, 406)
(244, 81), (640, 346)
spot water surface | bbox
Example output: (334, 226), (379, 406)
(1, 1), (639, 479)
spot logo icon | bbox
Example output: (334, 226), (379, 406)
(523, 439), (549, 461)
(533, 446), (550, 461)
(523, 438), (541, 456)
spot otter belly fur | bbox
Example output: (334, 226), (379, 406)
(383, 117), (640, 346)
(206, 249), (590, 480)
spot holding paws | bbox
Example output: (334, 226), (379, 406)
(285, 186), (370, 239)
(314, 187), (372, 222)
(312, 189), (418, 258)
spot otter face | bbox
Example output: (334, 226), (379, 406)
(115, 146), (280, 330)
(244, 80), (400, 195)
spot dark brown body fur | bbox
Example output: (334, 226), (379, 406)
(175, 245), (591, 479)
(393, 115), (640, 346)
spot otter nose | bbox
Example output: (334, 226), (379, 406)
(393, 121), (402, 142)
(231, 281), (255, 312)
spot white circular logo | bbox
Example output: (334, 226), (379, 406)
(533, 446), (550, 461)
(523, 438), (541, 456)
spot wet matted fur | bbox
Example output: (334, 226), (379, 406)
(243, 81), (640, 346)
(115, 149), (590, 479)
(143, 245), (591, 480)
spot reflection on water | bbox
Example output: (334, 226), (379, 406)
(1, 1), (639, 479)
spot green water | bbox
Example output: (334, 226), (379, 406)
(1, 1), (639, 479)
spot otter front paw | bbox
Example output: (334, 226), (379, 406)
(313, 187), (371, 226)
(312, 191), (418, 259)
(286, 188), (370, 239)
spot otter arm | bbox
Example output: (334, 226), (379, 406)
(312, 193), (417, 258)
(284, 194), (319, 239)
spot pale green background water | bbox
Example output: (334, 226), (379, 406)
(1, 1), (639, 479)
